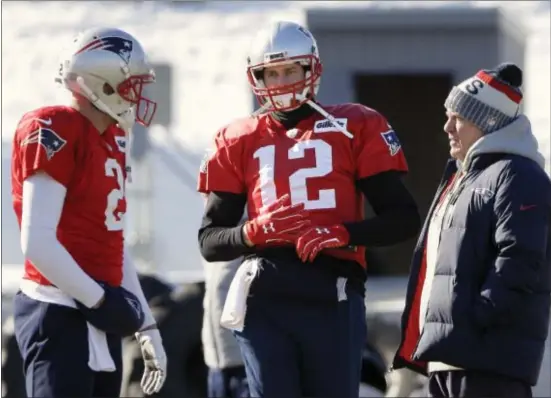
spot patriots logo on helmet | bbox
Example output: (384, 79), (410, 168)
(76, 36), (133, 64)
(380, 129), (401, 156)
(21, 127), (67, 160)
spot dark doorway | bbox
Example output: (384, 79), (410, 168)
(355, 73), (453, 276)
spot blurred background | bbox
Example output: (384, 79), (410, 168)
(1, 1), (550, 397)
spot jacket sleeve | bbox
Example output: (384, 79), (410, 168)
(475, 164), (551, 329)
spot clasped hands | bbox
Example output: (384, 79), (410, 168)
(242, 194), (350, 262)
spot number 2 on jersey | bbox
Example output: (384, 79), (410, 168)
(104, 158), (125, 231)
(253, 139), (336, 210)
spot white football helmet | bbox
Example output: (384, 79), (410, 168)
(56, 27), (157, 129)
(247, 21), (322, 112)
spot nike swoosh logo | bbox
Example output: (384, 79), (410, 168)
(34, 117), (52, 126)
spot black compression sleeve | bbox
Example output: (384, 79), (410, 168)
(343, 171), (421, 247)
(198, 191), (251, 262)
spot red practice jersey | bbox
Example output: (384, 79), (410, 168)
(198, 103), (408, 268)
(11, 105), (128, 286)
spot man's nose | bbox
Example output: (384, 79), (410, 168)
(277, 75), (294, 86)
(443, 118), (454, 134)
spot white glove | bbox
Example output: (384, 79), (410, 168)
(135, 328), (167, 395)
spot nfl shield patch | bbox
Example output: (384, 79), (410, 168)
(115, 136), (127, 153)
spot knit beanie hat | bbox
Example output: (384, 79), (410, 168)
(444, 63), (523, 134)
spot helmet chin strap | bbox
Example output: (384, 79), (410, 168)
(76, 76), (135, 132)
(251, 93), (353, 139)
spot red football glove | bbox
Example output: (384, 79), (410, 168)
(244, 194), (311, 247)
(296, 224), (350, 262)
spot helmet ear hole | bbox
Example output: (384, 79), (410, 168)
(103, 83), (115, 96)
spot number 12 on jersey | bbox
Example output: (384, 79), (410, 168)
(253, 139), (336, 210)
